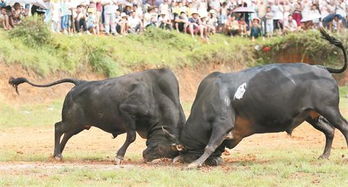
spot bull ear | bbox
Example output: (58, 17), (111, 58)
(161, 126), (176, 141)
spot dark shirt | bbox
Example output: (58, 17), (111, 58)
(188, 17), (199, 24)
(250, 26), (261, 38)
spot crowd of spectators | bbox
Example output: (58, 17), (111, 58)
(0, 0), (348, 40)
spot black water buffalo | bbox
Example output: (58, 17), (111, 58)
(173, 29), (348, 168)
(9, 68), (186, 163)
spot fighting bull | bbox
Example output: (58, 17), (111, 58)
(171, 29), (348, 168)
(9, 68), (186, 164)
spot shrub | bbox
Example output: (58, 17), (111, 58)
(9, 15), (52, 47)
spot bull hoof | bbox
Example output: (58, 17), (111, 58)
(205, 157), (224, 166)
(114, 157), (123, 165)
(318, 154), (329, 160)
(206, 157), (223, 166)
(187, 162), (201, 169)
(150, 158), (162, 164)
(173, 155), (183, 163)
(54, 155), (63, 161)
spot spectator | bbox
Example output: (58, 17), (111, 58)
(159, 11), (172, 30)
(271, 1), (284, 33)
(74, 5), (87, 33)
(238, 18), (247, 37)
(103, 0), (117, 35)
(188, 11), (205, 39)
(250, 17), (261, 41)
(60, 0), (71, 33)
(119, 12), (128, 35)
(206, 10), (217, 34)
(309, 4), (321, 28)
(217, 2), (228, 32)
(11, 3), (23, 26)
(225, 15), (239, 36)
(95, 1), (103, 33)
(1, 6), (11, 30)
(0, 0), (5, 8)
(128, 11), (142, 33)
(174, 11), (189, 32)
(265, 6), (273, 37)
(330, 14), (344, 33)
(50, 1), (61, 32)
(2, 0), (348, 39)
(86, 8), (97, 34)
(292, 2), (302, 26)
(143, 7), (157, 28)
(284, 14), (298, 32)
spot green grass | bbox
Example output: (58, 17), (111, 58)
(0, 100), (63, 129)
(1, 149), (348, 186)
(0, 26), (256, 77)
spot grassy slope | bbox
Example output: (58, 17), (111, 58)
(1, 23), (345, 78)
(0, 27), (256, 77)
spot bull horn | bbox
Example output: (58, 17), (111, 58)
(176, 144), (184, 151)
(161, 126), (176, 140)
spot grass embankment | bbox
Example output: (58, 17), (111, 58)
(0, 17), (346, 77)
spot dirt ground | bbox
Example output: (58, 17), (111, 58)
(0, 122), (347, 172)
(1, 63), (348, 172)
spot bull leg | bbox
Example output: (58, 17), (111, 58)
(115, 130), (136, 164)
(116, 103), (137, 165)
(319, 108), (348, 148)
(306, 116), (335, 159)
(53, 122), (64, 160)
(224, 138), (243, 149)
(59, 128), (84, 156)
(187, 117), (233, 169)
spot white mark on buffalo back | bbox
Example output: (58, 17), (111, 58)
(234, 83), (247, 100)
(224, 96), (231, 106)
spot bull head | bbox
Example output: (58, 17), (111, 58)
(161, 126), (185, 152)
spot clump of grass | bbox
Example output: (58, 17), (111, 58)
(255, 30), (343, 67)
(0, 28), (345, 77)
(9, 15), (52, 48)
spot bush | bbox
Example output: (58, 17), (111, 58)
(9, 15), (52, 47)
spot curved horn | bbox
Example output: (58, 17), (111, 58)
(161, 126), (176, 140)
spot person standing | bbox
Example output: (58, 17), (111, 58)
(271, 0), (284, 33)
(102, 0), (117, 35)
(60, 0), (71, 33)
(265, 6), (273, 37)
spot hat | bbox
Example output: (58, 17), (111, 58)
(191, 11), (199, 16)
(252, 17), (260, 22)
(209, 9), (216, 14)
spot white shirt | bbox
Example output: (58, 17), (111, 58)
(128, 16), (141, 28)
(272, 5), (283, 20)
(284, 19), (298, 31)
(102, 0), (118, 14)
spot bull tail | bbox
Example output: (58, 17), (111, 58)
(8, 77), (82, 94)
(320, 28), (347, 74)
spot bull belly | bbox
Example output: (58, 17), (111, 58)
(92, 122), (126, 135)
(253, 119), (306, 134)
